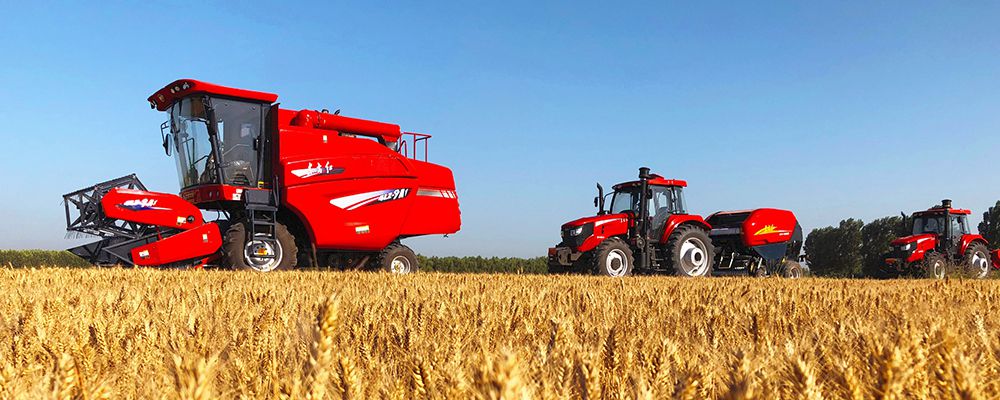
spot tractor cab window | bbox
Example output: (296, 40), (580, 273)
(609, 186), (687, 216)
(609, 189), (637, 215)
(952, 215), (970, 235)
(912, 215), (946, 236)
(167, 97), (266, 189)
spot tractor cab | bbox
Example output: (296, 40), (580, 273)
(606, 176), (688, 237)
(906, 200), (973, 252)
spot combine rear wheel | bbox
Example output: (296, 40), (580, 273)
(664, 226), (714, 277)
(963, 242), (991, 279)
(376, 243), (418, 274)
(221, 222), (298, 272)
(780, 260), (804, 278)
(922, 253), (947, 279)
(590, 238), (633, 277)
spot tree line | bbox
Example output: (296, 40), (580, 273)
(804, 201), (1000, 277)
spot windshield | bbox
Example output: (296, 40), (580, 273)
(912, 215), (946, 236)
(608, 186), (687, 215)
(167, 97), (265, 189)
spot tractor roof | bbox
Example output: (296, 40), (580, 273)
(148, 79), (278, 111)
(613, 174), (687, 190)
(914, 207), (972, 216)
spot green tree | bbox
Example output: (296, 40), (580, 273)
(980, 201), (1000, 248)
(804, 218), (863, 277)
(860, 216), (907, 277)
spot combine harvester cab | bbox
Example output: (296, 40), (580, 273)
(706, 209), (803, 277)
(65, 79), (460, 272)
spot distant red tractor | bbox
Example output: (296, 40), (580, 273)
(547, 168), (803, 277)
(883, 200), (999, 279)
(64, 79), (460, 272)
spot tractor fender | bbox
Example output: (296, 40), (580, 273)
(958, 234), (988, 255)
(660, 215), (711, 244)
(992, 249), (1000, 270)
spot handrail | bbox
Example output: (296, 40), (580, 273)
(398, 132), (431, 162)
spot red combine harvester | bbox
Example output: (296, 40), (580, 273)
(64, 79), (460, 272)
(547, 168), (803, 277)
(883, 200), (998, 279)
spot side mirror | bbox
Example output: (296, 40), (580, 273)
(163, 133), (172, 156)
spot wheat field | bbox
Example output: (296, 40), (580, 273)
(0, 268), (998, 399)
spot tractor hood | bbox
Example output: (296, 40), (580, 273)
(891, 233), (936, 246)
(561, 213), (629, 229)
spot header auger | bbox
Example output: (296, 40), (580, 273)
(64, 79), (461, 272)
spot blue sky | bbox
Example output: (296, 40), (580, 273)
(1, 2), (998, 257)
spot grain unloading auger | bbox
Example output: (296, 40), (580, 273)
(64, 79), (461, 272)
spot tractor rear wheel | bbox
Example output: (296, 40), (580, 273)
(922, 252), (947, 279)
(221, 222), (298, 272)
(590, 238), (633, 277)
(963, 242), (991, 279)
(780, 260), (804, 278)
(664, 225), (715, 277)
(376, 243), (418, 274)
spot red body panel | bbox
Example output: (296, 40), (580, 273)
(561, 214), (630, 252)
(891, 234), (937, 263)
(181, 184), (260, 204)
(659, 214), (711, 243)
(737, 208), (796, 247)
(613, 174), (687, 190)
(131, 223), (222, 266)
(275, 113), (460, 251)
(102, 188), (204, 229)
(993, 250), (1000, 269)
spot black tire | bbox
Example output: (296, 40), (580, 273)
(962, 242), (991, 279)
(590, 238), (634, 277)
(780, 260), (804, 278)
(375, 243), (418, 274)
(663, 225), (715, 277)
(221, 222), (298, 272)
(921, 252), (946, 279)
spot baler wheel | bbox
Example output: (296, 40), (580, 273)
(921, 252), (947, 279)
(780, 260), (804, 278)
(590, 238), (633, 277)
(664, 226), (715, 277)
(220, 222), (298, 272)
(376, 243), (418, 274)
(962, 242), (991, 279)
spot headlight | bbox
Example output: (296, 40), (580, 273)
(569, 226), (584, 236)
(900, 243), (915, 251)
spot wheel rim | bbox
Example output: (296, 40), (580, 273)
(605, 249), (629, 277)
(787, 267), (801, 279)
(972, 251), (990, 278)
(389, 255), (411, 274)
(244, 235), (283, 272)
(678, 238), (709, 276)
(931, 260), (945, 279)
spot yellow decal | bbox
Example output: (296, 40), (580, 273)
(755, 225), (778, 236)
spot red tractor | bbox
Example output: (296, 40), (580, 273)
(547, 168), (804, 277)
(883, 200), (998, 279)
(64, 79), (460, 272)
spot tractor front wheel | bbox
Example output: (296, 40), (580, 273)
(221, 222), (298, 272)
(376, 243), (418, 274)
(963, 242), (991, 279)
(922, 252), (947, 279)
(590, 238), (634, 277)
(664, 226), (715, 277)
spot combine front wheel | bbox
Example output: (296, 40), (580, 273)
(665, 226), (714, 277)
(780, 260), (804, 278)
(963, 242), (991, 279)
(221, 222), (298, 272)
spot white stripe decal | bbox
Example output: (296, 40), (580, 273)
(330, 190), (393, 209)
(416, 189), (458, 198)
